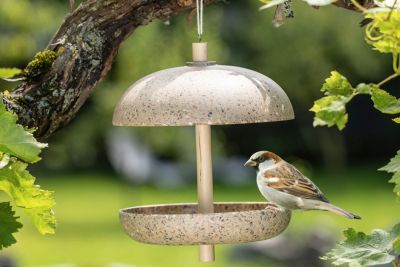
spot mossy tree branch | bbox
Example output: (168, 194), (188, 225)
(2, 0), (213, 139)
(2, 0), (375, 139)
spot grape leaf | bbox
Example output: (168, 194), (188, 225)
(379, 150), (400, 196)
(371, 88), (400, 114)
(379, 150), (400, 173)
(322, 71), (354, 96)
(310, 73), (379, 131)
(0, 202), (22, 249)
(0, 159), (56, 234)
(389, 172), (400, 196)
(394, 117), (400, 123)
(0, 68), (22, 79)
(322, 224), (400, 266)
(310, 95), (351, 130)
(0, 101), (47, 163)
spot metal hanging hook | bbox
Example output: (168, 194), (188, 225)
(196, 0), (204, 42)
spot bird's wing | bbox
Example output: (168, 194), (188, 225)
(263, 162), (329, 203)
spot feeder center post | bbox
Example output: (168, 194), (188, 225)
(193, 42), (215, 262)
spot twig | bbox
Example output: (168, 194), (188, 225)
(377, 72), (400, 87)
(350, 0), (368, 12)
(387, 0), (398, 20)
(393, 53), (399, 73)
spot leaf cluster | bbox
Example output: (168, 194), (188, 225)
(322, 224), (400, 266)
(379, 150), (400, 197)
(310, 71), (400, 130)
(0, 99), (55, 249)
(365, 11), (400, 56)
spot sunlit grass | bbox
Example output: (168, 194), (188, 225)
(1, 166), (398, 267)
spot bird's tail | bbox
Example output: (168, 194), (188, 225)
(320, 203), (361, 220)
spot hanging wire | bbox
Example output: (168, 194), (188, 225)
(196, 0), (204, 42)
(69, 0), (75, 11)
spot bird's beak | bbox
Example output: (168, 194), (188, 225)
(244, 159), (257, 167)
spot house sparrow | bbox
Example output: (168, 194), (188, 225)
(245, 151), (361, 219)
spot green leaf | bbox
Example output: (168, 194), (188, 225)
(321, 71), (354, 96)
(371, 88), (400, 114)
(393, 117), (400, 123)
(0, 68), (22, 79)
(379, 151), (400, 196)
(355, 83), (374, 95)
(310, 95), (352, 130)
(389, 172), (400, 196)
(0, 159), (56, 234)
(0, 101), (47, 163)
(0, 202), (22, 250)
(379, 150), (400, 173)
(322, 224), (400, 266)
(365, 10), (400, 54)
(391, 224), (400, 253)
(394, 236), (400, 254)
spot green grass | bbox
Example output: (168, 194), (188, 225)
(1, 167), (398, 267)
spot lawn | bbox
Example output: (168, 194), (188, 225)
(1, 166), (398, 267)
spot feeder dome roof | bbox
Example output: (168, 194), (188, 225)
(113, 64), (294, 126)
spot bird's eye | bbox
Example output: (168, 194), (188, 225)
(258, 156), (265, 163)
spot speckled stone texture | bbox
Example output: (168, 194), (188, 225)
(112, 65), (294, 127)
(120, 202), (291, 245)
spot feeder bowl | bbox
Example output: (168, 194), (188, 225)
(120, 202), (291, 245)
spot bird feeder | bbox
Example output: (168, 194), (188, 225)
(113, 42), (294, 262)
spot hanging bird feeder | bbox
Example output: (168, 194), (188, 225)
(113, 1), (294, 262)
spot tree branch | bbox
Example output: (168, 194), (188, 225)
(2, 0), (211, 139)
(1, 0), (374, 139)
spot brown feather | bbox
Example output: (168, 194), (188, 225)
(263, 162), (329, 203)
(262, 151), (282, 162)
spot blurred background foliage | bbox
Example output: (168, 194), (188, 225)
(0, 0), (399, 267)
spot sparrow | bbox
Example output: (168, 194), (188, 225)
(244, 151), (361, 219)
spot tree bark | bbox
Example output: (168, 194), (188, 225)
(2, 0), (374, 139)
(2, 0), (210, 139)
